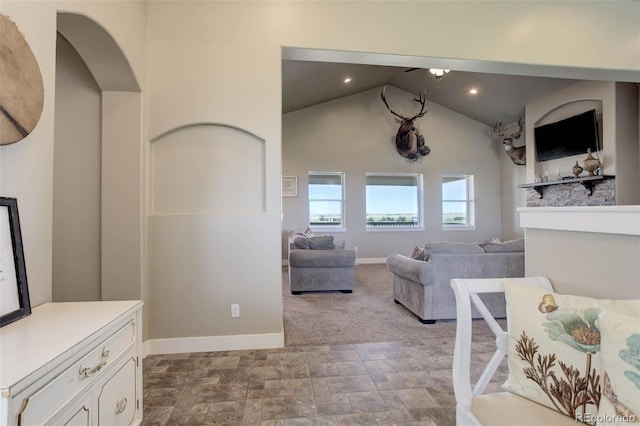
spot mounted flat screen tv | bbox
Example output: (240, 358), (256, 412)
(534, 109), (600, 162)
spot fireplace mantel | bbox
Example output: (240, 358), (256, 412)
(518, 175), (614, 197)
(519, 205), (640, 236)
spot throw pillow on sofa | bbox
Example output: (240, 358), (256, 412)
(503, 280), (640, 424)
(293, 237), (310, 249)
(308, 235), (335, 250)
(410, 246), (429, 261)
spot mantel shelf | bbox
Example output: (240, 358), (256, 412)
(518, 175), (615, 197)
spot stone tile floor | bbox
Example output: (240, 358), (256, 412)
(142, 337), (506, 425)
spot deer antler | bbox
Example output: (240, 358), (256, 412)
(409, 91), (428, 120)
(380, 86), (428, 121)
(380, 86), (405, 120)
(494, 117), (524, 139)
(512, 117), (524, 140)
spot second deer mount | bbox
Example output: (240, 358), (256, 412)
(493, 118), (525, 165)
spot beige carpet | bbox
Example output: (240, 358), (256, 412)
(283, 263), (494, 346)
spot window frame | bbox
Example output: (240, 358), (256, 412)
(308, 171), (346, 232)
(442, 174), (475, 230)
(365, 172), (424, 232)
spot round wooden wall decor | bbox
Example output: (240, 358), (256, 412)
(0, 13), (44, 145)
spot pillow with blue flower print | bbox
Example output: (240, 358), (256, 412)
(503, 280), (639, 424)
(593, 306), (640, 425)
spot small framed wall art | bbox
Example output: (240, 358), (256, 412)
(0, 197), (31, 327)
(282, 176), (298, 197)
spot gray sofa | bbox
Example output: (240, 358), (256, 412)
(288, 232), (356, 294)
(386, 239), (524, 323)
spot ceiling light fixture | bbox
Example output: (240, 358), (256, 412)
(469, 88), (478, 95)
(343, 77), (352, 84)
(429, 68), (450, 81)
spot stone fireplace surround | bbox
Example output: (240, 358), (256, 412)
(521, 176), (615, 207)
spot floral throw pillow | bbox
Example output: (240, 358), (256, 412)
(593, 307), (640, 425)
(504, 281), (602, 423)
(504, 281), (640, 425)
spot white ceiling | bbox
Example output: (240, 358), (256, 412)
(282, 60), (582, 126)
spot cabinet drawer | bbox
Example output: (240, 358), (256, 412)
(18, 320), (136, 425)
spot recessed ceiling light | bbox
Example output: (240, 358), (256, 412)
(343, 77), (352, 84)
(469, 88), (478, 95)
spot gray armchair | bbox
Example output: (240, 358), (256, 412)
(287, 232), (356, 294)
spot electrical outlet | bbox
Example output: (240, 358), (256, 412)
(354, 246), (359, 252)
(231, 304), (240, 317)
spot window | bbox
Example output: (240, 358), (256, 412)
(366, 173), (423, 230)
(308, 172), (345, 230)
(442, 175), (475, 229)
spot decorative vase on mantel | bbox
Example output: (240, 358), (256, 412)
(572, 161), (583, 178)
(582, 148), (601, 176)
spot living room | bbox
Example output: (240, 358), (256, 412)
(1, 1), (639, 424)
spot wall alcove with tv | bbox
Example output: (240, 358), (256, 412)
(531, 99), (604, 178)
(524, 81), (639, 206)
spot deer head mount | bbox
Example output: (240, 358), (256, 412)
(380, 86), (430, 161)
(493, 117), (526, 165)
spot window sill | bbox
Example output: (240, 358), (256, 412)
(366, 226), (425, 232)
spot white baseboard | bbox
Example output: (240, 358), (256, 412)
(143, 332), (284, 357)
(283, 257), (386, 266)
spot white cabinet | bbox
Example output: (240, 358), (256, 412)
(0, 301), (143, 426)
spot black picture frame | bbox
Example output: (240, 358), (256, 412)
(0, 197), (31, 327)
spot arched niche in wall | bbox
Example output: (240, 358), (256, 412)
(533, 99), (605, 154)
(55, 12), (142, 303)
(150, 123), (266, 215)
(57, 13), (139, 92)
(534, 99), (604, 129)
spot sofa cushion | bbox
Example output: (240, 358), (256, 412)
(289, 249), (355, 267)
(425, 241), (484, 254)
(472, 392), (580, 426)
(480, 238), (524, 253)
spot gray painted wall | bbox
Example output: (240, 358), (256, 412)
(282, 85), (506, 260)
(53, 34), (102, 302)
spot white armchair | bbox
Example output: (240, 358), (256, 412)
(450, 277), (578, 426)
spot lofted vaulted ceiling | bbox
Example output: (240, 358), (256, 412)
(282, 60), (582, 127)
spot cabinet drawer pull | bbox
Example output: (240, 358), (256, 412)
(116, 397), (128, 414)
(78, 347), (110, 378)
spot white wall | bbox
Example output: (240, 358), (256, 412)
(1, 0), (639, 351)
(282, 86), (504, 260)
